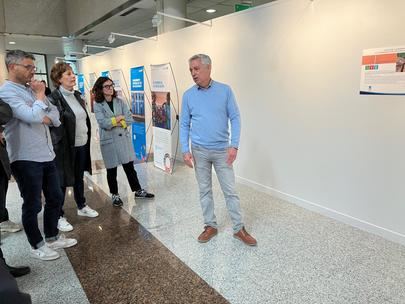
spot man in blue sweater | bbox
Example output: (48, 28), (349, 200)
(180, 54), (257, 246)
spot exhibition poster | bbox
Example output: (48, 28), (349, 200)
(360, 46), (405, 95)
(150, 64), (172, 173)
(130, 66), (147, 162)
(77, 74), (85, 96)
(110, 69), (129, 102)
(88, 72), (97, 113)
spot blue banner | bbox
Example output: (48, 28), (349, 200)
(130, 66), (147, 161)
(77, 74), (85, 96)
(130, 66), (144, 91)
(132, 122), (147, 161)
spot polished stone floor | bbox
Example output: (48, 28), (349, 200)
(1, 162), (405, 304)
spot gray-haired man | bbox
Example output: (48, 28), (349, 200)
(180, 54), (257, 246)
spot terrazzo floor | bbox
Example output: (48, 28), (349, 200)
(1, 162), (405, 304)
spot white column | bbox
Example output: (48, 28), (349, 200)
(0, 0), (6, 84)
(0, 36), (6, 85)
(156, 0), (187, 35)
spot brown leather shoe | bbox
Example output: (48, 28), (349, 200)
(233, 227), (257, 246)
(197, 226), (218, 243)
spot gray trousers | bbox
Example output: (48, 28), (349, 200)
(192, 145), (243, 233)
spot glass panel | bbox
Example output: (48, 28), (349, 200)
(33, 54), (47, 74)
(66, 60), (78, 75)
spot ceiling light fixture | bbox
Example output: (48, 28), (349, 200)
(108, 32), (157, 44)
(152, 14), (162, 27)
(54, 57), (65, 63)
(206, 9), (216, 13)
(8, 41), (16, 45)
(83, 44), (115, 54)
(69, 51), (103, 57)
(156, 11), (212, 27)
(69, 51), (90, 56)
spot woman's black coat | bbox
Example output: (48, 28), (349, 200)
(48, 89), (92, 187)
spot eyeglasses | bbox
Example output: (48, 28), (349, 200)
(103, 83), (114, 89)
(15, 63), (37, 71)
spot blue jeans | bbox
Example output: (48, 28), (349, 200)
(11, 160), (62, 249)
(192, 145), (243, 233)
(61, 145), (87, 216)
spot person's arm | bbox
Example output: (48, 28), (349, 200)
(226, 87), (241, 165)
(227, 87), (241, 149)
(47, 93), (65, 145)
(44, 99), (61, 127)
(0, 91), (48, 124)
(30, 79), (55, 125)
(0, 99), (13, 125)
(180, 93), (191, 154)
(180, 93), (194, 168)
(120, 99), (134, 128)
(94, 102), (115, 130)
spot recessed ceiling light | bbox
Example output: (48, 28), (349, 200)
(9, 41), (16, 45)
(206, 9), (216, 13)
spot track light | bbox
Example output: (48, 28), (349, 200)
(156, 11), (212, 27)
(54, 57), (65, 63)
(69, 52), (90, 56)
(152, 14), (162, 27)
(108, 32), (157, 44)
(108, 33), (115, 44)
(82, 44), (115, 54)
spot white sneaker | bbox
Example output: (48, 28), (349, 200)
(58, 217), (73, 232)
(46, 234), (77, 250)
(77, 206), (99, 218)
(31, 244), (60, 261)
(0, 220), (21, 233)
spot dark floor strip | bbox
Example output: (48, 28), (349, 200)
(62, 181), (229, 304)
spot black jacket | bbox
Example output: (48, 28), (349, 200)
(48, 89), (92, 187)
(0, 99), (12, 179)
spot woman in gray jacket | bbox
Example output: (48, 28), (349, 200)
(93, 77), (154, 206)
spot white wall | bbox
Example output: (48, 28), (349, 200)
(79, 0), (405, 245)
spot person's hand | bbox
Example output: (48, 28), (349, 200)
(226, 147), (238, 166)
(0, 132), (4, 145)
(116, 115), (125, 122)
(183, 152), (194, 168)
(30, 80), (46, 101)
(42, 116), (52, 125)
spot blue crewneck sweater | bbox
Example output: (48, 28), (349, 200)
(180, 80), (241, 153)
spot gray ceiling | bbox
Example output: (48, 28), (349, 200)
(78, 0), (276, 48)
(1, 0), (276, 56)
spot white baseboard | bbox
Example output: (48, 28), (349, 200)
(236, 176), (405, 246)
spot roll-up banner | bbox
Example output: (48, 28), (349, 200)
(130, 66), (147, 162)
(77, 74), (85, 96)
(150, 64), (172, 173)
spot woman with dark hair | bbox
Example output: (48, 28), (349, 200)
(48, 62), (99, 232)
(93, 77), (154, 206)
